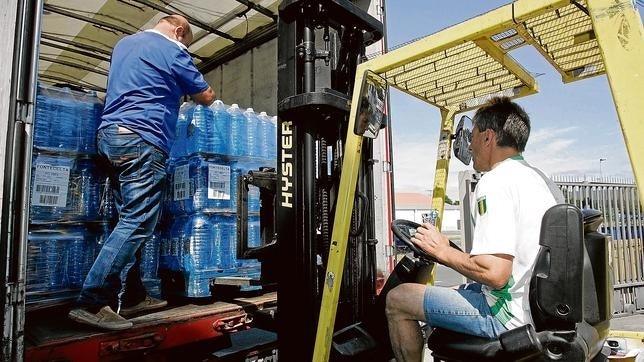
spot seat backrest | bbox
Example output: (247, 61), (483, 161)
(581, 209), (612, 330)
(530, 204), (585, 331)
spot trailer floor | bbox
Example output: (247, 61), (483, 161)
(24, 292), (277, 361)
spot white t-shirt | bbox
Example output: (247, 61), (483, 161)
(470, 156), (560, 330)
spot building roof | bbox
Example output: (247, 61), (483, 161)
(395, 192), (461, 210)
(395, 192), (431, 210)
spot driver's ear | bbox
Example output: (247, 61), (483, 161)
(485, 129), (495, 143)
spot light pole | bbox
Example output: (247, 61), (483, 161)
(599, 158), (606, 180)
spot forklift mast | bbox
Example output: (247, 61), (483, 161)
(276, 0), (382, 359)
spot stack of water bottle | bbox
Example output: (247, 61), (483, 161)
(26, 83), (162, 304)
(26, 83), (106, 303)
(160, 100), (276, 297)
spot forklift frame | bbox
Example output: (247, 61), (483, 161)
(314, 0), (644, 359)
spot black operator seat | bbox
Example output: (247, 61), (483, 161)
(426, 204), (611, 362)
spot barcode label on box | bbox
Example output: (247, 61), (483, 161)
(174, 165), (189, 201)
(208, 164), (230, 200)
(31, 164), (70, 207)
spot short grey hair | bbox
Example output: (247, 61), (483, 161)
(472, 96), (530, 152)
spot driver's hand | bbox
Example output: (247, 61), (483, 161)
(411, 223), (451, 262)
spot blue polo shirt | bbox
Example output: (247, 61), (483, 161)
(99, 30), (209, 154)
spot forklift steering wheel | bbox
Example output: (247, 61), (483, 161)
(391, 219), (463, 263)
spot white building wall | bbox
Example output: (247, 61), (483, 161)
(395, 208), (461, 232)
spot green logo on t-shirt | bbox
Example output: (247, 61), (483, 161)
(490, 276), (515, 325)
(477, 196), (487, 215)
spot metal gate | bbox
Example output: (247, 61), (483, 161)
(553, 176), (644, 315)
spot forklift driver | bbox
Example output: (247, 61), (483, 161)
(385, 97), (564, 361)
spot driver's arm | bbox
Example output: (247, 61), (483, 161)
(440, 251), (512, 289)
(411, 225), (513, 289)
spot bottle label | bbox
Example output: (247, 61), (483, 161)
(174, 164), (190, 200)
(208, 164), (231, 200)
(32, 163), (70, 207)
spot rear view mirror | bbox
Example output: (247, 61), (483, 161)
(354, 70), (387, 139)
(453, 115), (472, 165)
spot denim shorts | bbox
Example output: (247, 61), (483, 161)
(424, 283), (508, 338)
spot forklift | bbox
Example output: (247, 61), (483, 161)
(242, 0), (642, 360)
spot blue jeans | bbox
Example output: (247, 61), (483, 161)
(424, 283), (508, 338)
(77, 125), (166, 311)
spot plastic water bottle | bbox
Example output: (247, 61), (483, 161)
(141, 232), (161, 280)
(169, 158), (191, 216)
(38, 86), (104, 154)
(67, 226), (96, 288)
(33, 85), (50, 151)
(57, 87), (76, 152)
(47, 87), (74, 152)
(187, 156), (231, 213)
(158, 225), (172, 271)
(98, 177), (116, 223)
(229, 164), (242, 212)
(233, 160), (260, 213)
(34, 84), (64, 152)
(187, 104), (216, 155)
(240, 215), (262, 276)
(187, 156), (209, 213)
(26, 227), (71, 292)
(227, 104), (247, 157)
(210, 214), (228, 270)
(244, 108), (261, 157)
(26, 230), (50, 292)
(79, 91), (103, 154)
(30, 154), (73, 223)
(165, 160), (176, 215)
(90, 93), (103, 152)
(34, 85), (57, 152)
(76, 158), (100, 221)
(165, 216), (187, 271)
(184, 213), (217, 272)
(39, 156), (100, 223)
(171, 102), (194, 160)
(221, 214), (238, 270)
(257, 112), (271, 160)
(270, 116), (278, 160)
(248, 184), (260, 213)
(247, 215), (261, 248)
(210, 100), (230, 155)
(183, 214), (221, 297)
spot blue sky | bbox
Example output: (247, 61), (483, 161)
(384, 1), (641, 197)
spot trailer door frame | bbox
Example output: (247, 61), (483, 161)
(1, 0), (43, 360)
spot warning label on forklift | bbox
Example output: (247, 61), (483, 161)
(31, 164), (70, 207)
(208, 164), (230, 199)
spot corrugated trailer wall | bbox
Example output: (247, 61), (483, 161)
(203, 39), (278, 116)
(553, 176), (644, 316)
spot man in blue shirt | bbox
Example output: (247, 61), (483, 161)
(69, 15), (215, 330)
